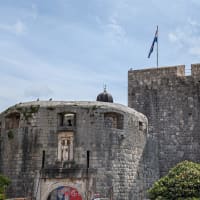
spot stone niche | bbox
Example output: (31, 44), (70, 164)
(57, 131), (74, 162)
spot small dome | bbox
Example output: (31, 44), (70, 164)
(96, 87), (114, 103)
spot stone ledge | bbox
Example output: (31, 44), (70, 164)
(41, 168), (97, 179)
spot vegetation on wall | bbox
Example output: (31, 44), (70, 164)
(148, 161), (200, 200)
(0, 174), (10, 200)
(7, 130), (14, 139)
(17, 105), (40, 121)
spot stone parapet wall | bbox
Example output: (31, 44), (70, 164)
(129, 64), (200, 86)
(128, 64), (200, 190)
(191, 63), (200, 79)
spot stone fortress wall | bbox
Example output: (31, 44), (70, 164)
(0, 101), (147, 200)
(128, 64), (200, 190)
(1, 63), (200, 200)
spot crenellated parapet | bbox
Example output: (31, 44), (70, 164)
(129, 63), (200, 84)
(129, 65), (185, 81)
(191, 63), (200, 79)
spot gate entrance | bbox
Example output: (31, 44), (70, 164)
(47, 186), (82, 200)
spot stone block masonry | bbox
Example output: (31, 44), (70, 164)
(2, 62), (198, 199)
(0, 101), (147, 200)
(128, 63), (200, 191)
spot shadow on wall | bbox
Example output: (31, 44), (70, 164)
(128, 134), (160, 200)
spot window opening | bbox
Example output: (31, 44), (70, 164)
(139, 121), (144, 131)
(104, 112), (124, 129)
(59, 113), (76, 127)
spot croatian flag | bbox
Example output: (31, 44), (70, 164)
(148, 27), (158, 58)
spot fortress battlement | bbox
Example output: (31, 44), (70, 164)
(128, 61), (200, 183)
(128, 63), (200, 81)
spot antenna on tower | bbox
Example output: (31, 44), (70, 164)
(103, 84), (107, 92)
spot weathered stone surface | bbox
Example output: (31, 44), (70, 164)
(0, 101), (147, 200)
(128, 64), (200, 194)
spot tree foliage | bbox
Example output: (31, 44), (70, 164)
(148, 161), (200, 200)
(0, 174), (10, 200)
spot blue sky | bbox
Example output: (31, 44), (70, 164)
(1, 0), (200, 112)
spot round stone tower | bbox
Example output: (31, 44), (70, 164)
(0, 101), (147, 200)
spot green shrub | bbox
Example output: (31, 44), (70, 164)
(0, 193), (5, 200)
(7, 130), (14, 139)
(148, 161), (200, 200)
(0, 174), (10, 200)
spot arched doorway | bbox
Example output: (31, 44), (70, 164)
(47, 186), (82, 200)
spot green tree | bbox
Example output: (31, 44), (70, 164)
(0, 174), (10, 200)
(148, 161), (200, 200)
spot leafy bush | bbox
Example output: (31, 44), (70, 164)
(148, 161), (200, 200)
(0, 194), (5, 200)
(0, 175), (10, 200)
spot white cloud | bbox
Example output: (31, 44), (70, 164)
(189, 47), (200, 56)
(30, 3), (38, 20)
(188, 18), (200, 27)
(103, 16), (126, 45)
(14, 20), (26, 34)
(0, 20), (26, 35)
(168, 32), (178, 43)
(168, 18), (200, 56)
(108, 17), (126, 37)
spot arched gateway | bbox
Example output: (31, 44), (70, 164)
(47, 186), (82, 200)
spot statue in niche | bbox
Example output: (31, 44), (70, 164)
(58, 132), (74, 162)
(61, 138), (71, 161)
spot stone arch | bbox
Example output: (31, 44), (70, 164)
(41, 181), (84, 200)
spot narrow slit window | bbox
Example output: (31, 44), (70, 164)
(139, 121), (143, 131)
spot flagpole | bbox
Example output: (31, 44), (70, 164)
(157, 25), (158, 68)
